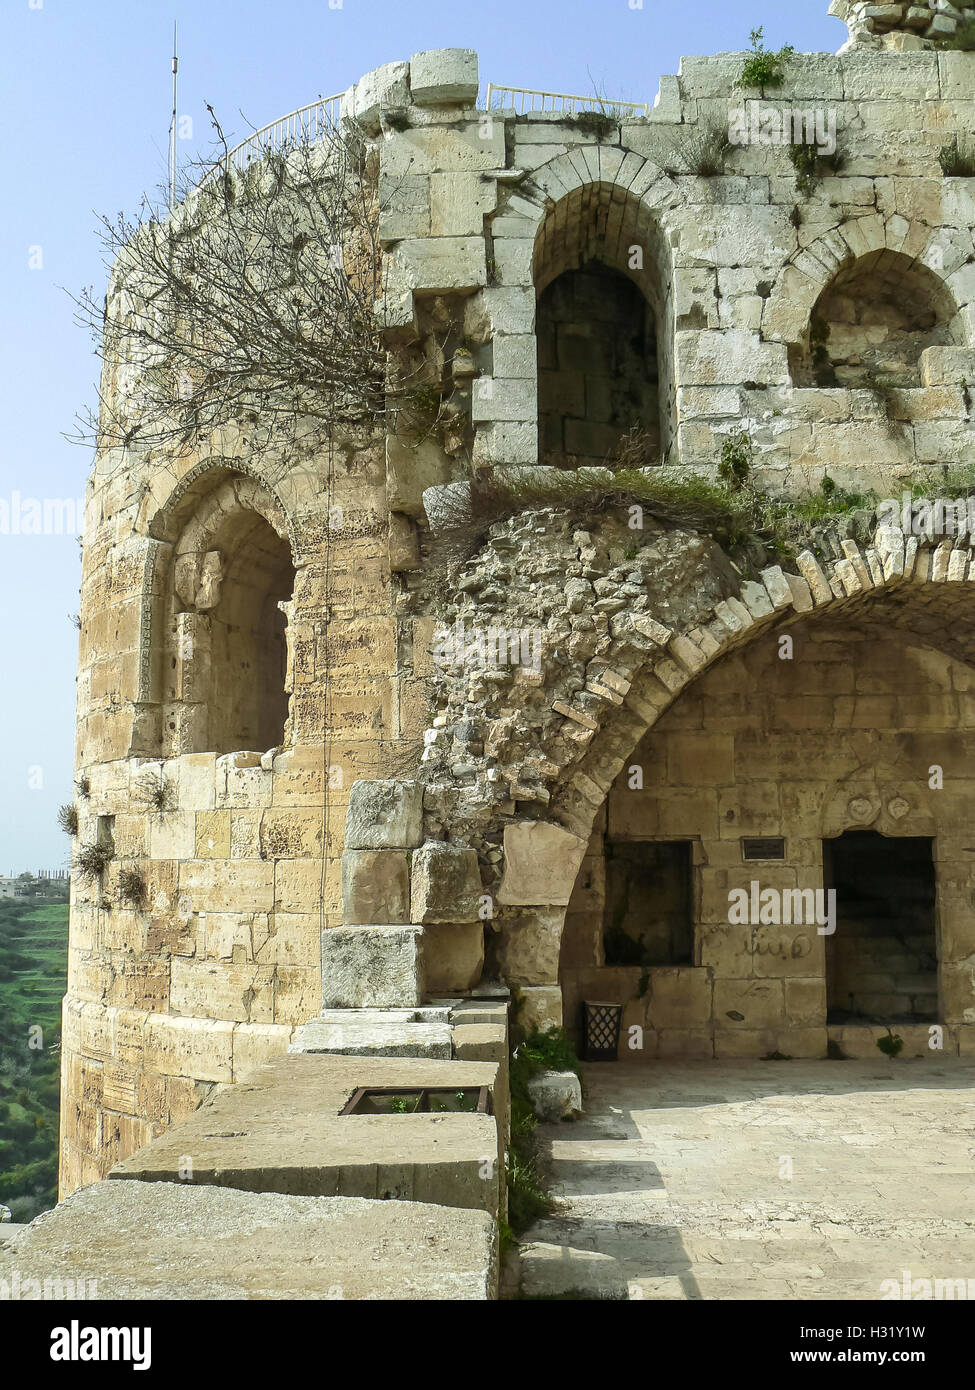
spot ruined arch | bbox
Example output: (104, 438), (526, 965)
(340, 512), (975, 1043)
(532, 180), (675, 465)
(789, 249), (962, 389)
(148, 470), (296, 757)
(762, 216), (971, 365)
(555, 594), (973, 1054)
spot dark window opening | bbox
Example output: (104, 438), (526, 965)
(537, 262), (659, 468)
(603, 840), (693, 967)
(825, 831), (938, 1024)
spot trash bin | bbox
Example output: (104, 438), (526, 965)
(583, 1000), (622, 1061)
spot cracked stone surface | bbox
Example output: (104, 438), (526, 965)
(518, 1060), (975, 1300)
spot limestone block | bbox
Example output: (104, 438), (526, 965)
(149, 810), (195, 861)
(411, 841), (482, 923)
(378, 172), (430, 242)
(430, 172), (497, 236)
(492, 333), (537, 379)
(345, 778), (424, 850)
(470, 376), (536, 422)
(423, 922), (485, 993)
(388, 512), (421, 572)
(472, 287), (536, 337)
(387, 433), (452, 516)
(527, 1068), (582, 1123)
(423, 481), (473, 532)
(518, 1241), (628, 1300)
(352, 60), (411, 130)
(321, 925), (425, 1009)
(493, 909), (564, 986)
(395, 237), (486, 293)
(517, 985), (563, 1033)
(646, 968), (712, 1030)
(290, 1017), (451, 1058)
(919, 346), (975, 387)
(7, 1181), (497, 1301)
(342, 849), (410, 925)
(381, 123), (504, 177)
(471, 420), (537, 466)
(676, 331), (790, 388)
(410, 48), (479, 105)
(497, 822), (588, 906)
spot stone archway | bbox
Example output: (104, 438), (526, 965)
(338, 512), (975, 1041)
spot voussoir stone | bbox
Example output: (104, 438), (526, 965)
(497, 822), (588, 906)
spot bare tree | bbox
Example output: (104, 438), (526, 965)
(71, 112), (416, 453)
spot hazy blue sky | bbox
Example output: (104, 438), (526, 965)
(0, 0), (842, 870)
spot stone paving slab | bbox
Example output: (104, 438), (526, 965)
(518, 1060), (975, 1300)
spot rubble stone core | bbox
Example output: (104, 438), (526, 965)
(65, 33), (975, 1193)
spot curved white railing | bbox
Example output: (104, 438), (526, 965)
(201, 94), (345, 183)
(198, 82), (650, 184)
(485, 84), (650, 117)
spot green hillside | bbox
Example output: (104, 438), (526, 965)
(0, 899), (68, 1220)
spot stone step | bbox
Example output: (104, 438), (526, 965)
(290, 1017), (453, 1059)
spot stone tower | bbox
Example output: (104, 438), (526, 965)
(64, 11), (975, 1193)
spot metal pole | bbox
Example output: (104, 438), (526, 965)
(169, 22), (178, 210)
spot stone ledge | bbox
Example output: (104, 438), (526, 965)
(1, 1180), (497, 1300)
(110, 1053), (502, 1216)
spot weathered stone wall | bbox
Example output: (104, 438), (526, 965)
(559, 624), (975, 1058)
(66, 33), (975, 1190)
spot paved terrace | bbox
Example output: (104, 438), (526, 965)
(519, 1059), (975, 1300)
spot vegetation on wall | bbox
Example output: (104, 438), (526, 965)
(0, 901), (67, 1222)
(71, 118), (430, 452)
(736, 27), (795, 92)
(504, 1026), (583, 1247)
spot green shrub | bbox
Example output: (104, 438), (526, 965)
(504, 1027), (584, 1237)
(569, 109), (619, 142)
(718, 432), (751, 491)
(877, 1032), (904, 1058)
(737, 27), (794, 91)
(72, 841), (114, 884)
(672, 122), (730, 177)
(117, 866), (148, 909)
(789, 141), (820, 196)
(57, 804), (79, 837)
(943, 18), (975, 51)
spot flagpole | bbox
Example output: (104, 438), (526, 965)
(169, 22), (178, 210)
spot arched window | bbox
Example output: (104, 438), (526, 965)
(156, 473), (296, 757)
(791, 250), (960, 389)
(533, 183), (673, 468)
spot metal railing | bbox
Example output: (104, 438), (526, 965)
(201, 93), (345, 183)
(198, 81), (650, 186)
(484, 83), (650, 117)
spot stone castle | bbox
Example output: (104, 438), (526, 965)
(62, 0), (975, 1211)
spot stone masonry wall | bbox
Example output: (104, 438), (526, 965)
(66, 34), (975, 1190)
(559, 625), (975, 1058)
